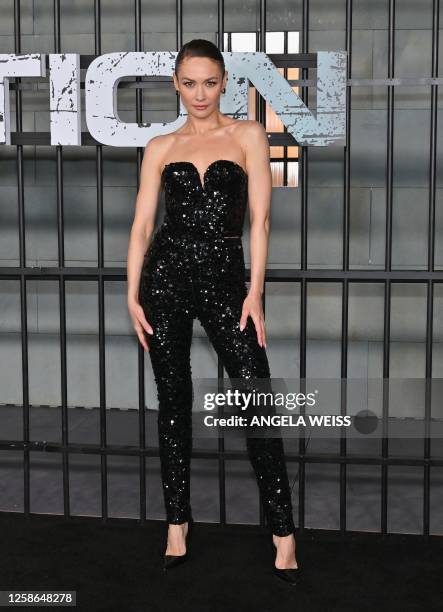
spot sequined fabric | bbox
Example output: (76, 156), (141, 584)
(139, 159), (295, 537)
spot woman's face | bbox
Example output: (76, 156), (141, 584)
(173, 56), (227, 117)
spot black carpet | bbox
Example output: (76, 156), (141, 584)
(0, 512), (442, 612)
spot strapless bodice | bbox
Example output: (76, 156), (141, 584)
(158, 159), (248, 241)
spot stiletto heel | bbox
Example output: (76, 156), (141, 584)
(163, 517), (193, 570)
(270, 535), (301, 586)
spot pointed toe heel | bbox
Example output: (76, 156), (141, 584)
(163, 517), (193, 571)
(270, 537), (301, 586)
(273, 566), (301, 585)
(163, 551), (188, 570)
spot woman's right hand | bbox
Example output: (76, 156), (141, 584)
(128, 297), (154, 352)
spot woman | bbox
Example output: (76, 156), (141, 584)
(127, 39), (300, 584)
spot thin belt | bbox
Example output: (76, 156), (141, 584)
(158, 225), (242, 242)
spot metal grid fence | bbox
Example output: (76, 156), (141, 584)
(1, 0), (442, 537)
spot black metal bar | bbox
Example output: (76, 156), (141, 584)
(282, 32), (288, 186)
(216, 0), (227, 529)
(256, 0), (267, 532)
(2, 438), (442, 467)
(3, 269), (443, 282)
(90, 1), (108, 522)
(423, 0), (440, 538)
(176, 0), (182, 52)
(424, 281), (434, 535)
(217, 356), (226, 527)
(9, 132), (305, 147)
(217, 0), (224, 49)
(19, 50), (319, 74)
(52, 0), (71, 520)
(11, 74), (443, 93)
(69, 52), (319, 70)
(13, 0), (31, 520)
(261, 281), (269, 531)
(257, 0), (266, 130)
(339, 0), (353, 536)
(134, 0), (147, 526)
(175, 0), (182, 121)
(297, 0), (310, 536)
(9, 121), (443, 148)
(380, 0), (395, 537)
(268, 52), (318, 69)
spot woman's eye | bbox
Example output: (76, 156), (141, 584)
(183, 81), (217, 87)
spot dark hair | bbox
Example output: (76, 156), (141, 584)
(175, 39), (225, 78)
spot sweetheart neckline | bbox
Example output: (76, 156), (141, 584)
(161, 159), (247, 191)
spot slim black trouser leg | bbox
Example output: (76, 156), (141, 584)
(141, 279), (195, 525)
(194, 277), (296, 537)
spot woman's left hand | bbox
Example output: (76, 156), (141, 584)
(239, 290), (267, 348)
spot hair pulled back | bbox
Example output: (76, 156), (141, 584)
(175, 39), (225, 77)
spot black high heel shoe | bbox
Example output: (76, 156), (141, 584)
(270, 535), (301, 586)
(163, 517), (193, 570)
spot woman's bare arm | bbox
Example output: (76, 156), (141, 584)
(127, 137), (162, 301)
(127, 136), (164, 349)
(239, 121), (272, 348)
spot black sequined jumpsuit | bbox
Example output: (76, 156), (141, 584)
(139, 159), (295, 536)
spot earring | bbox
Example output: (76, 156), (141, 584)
(222, 87), (226, 94)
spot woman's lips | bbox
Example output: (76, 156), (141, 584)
(194, 105), (208, 109)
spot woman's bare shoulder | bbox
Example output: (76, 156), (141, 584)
(144, 133), (177, 167)
(231, 120), (268, 162)
(226, 119), (265, 157)
(226, 117), (263, 128)
(145, 132), (176, 152)
(235, 118), (266, 137)
(236, 120), (268, 153)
